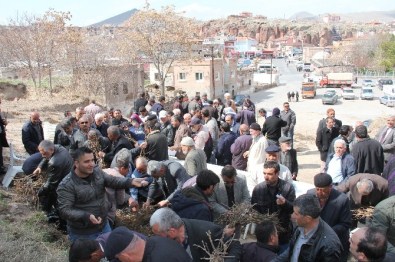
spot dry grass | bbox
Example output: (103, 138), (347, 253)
(0, 190), (68, 261)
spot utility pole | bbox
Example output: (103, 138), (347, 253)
(322, 48), (325, 76)
(211, 45), (215, 99)
(270, 54), (273, 86)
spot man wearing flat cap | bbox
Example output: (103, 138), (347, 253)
(244, 123), (268, 190)
(181, 136), (207, 177)
(262, 107), (287, 146)
(279, 136), (298, 180)
(265, 144), (293, 183)
(104, 226), (191, 262)
(307, 173), (352, 261)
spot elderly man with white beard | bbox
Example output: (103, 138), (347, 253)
(243, 123), (268, 191)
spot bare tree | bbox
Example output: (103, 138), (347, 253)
(0, 10), (72, 92)
(124, 5), (198, 95)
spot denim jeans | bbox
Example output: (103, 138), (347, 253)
(68, 220), (111, 242)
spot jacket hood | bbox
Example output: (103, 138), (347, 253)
(170, 188), (205, 211)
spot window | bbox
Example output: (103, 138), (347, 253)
(154, 73), (160, 81)
(112, 83), (119, 95)
(122, 82), (128, 94)
(195, 72), (203, 81)
(179, 72), (186, 80)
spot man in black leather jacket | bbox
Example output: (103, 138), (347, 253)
(33, 140), (73, 219)
(57, 146), (147, 241)
(275, 194), (342, 262)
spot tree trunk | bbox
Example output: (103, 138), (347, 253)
(27, 61), (37, 89)
(48, 65), (53, 95)
(160, 79), (165, 96)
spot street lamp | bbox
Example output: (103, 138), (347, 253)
(203, 38), (218, 99)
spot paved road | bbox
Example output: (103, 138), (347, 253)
(248, 59), (394, 183)
(250, 59), (394, 140)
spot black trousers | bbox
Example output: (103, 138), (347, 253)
(0, 145), (3, 168)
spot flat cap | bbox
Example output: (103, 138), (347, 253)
(190, 117), (202, 126)
(279, 136), (292, 143)
(314, 173), (333, 187)
(104, 226), (136, 260)
(249, 123), (261, 131)
(265, 144), (280, 153)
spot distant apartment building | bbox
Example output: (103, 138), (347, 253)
(148, 58), (250, 99)
(323, 14), (341, 23)
(149, 64), (174, 87)
(172, 58), (238, 99)
(234, 37), (259, 58)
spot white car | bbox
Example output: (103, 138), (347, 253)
(380, 95), (395, 107)
(362, 79), (374, 87)
(360, 87), (374, 100)
(342, 88), (356, 100)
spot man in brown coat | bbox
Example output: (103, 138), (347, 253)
(169, 115), (190, 160)
(337, 173), (388, 208)
(337, 173), (388, 226)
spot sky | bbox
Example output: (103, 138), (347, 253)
(0, 0), (394, 26)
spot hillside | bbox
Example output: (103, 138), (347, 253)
(340, 10), (395, 23)
(90, 9), (138, 27)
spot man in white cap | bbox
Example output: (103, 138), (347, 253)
(181, 136), (207, 177)
(159, 110), (175, 146)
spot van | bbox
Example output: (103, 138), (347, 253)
(383, 85), (395, 96)
(378, 79), (393, 90)
(360, 87), (374, 100)
(257, 63), (277, 74)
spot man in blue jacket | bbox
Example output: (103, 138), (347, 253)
(325, 139), (355, 184)
(215, 122), (237, 166)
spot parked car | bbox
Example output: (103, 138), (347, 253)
(234, 94), (246, 106)
(362, 79), (374, 87)
(378, 79), (393, 90)
(322, 91), (338, 105)
(342, 88), (356, 100)
(360, 87), (374, 100)
(379, 95), (395, 107)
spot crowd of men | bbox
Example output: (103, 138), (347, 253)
(1, 92), (395, 262)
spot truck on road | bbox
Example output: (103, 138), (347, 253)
(301, 81), (316, 98)
(319, 72), (353, 88)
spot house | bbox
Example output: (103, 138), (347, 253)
(171, 58), (239, 99)
(72, 64), (144, 112)
(323, 14), (341, 23)
(148, 57), (251, 100)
